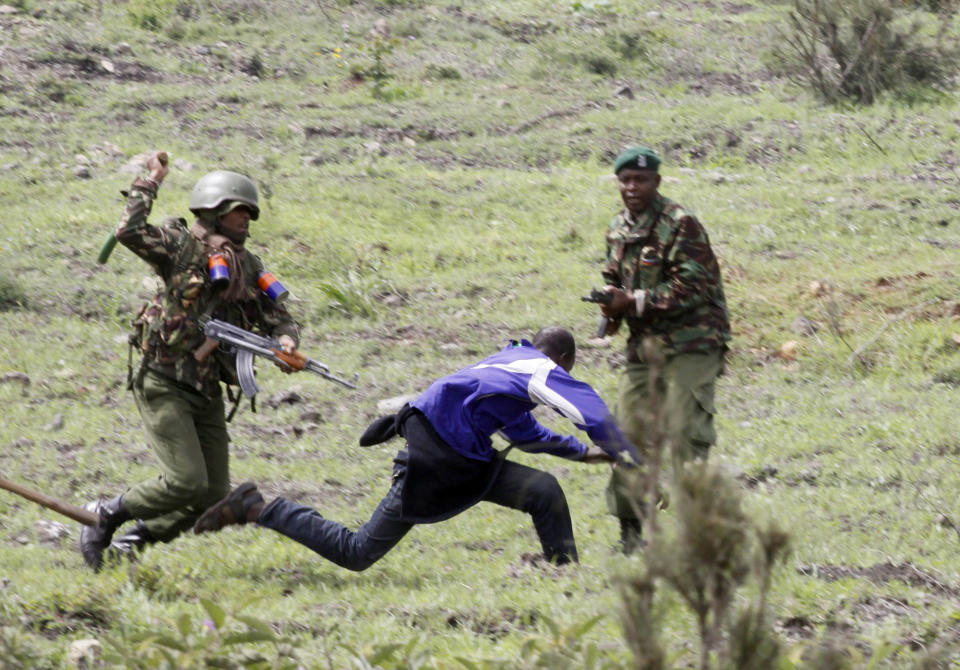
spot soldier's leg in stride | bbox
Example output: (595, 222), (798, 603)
(123, 370), (229, 542)
(607, 361), (654, 554)
(662, 349), (725, 473)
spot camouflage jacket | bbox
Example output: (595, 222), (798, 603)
(602, 193), (731, 359)
(115, 181), (300, 395)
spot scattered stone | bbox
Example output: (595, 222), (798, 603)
(0, 372), (30, 386)
(98, 141), (126, 159)
(74, 166), (92, 179)
(100, 59), (115, 74)
(0, 5), (19, 14)
(584, 336), (612, 348)
(778, 340), (798, 361)
(402, 136), (417, 147)
(298, 410), (324, 423)
(114, 42), (133, 55)
(369, 18), (390, 39)
(614, 84), (634, 99)
(377, 394), (419, 414)
(172, 157), (195, 172)
(750, 223), (776, 239)
(120, 152), (153, 174)
(44, 413), (65, 431)
(808, 280), (832, 297)
(68, 639), (102, 670)
(264, 390), (304, 408)
(364, 141), (387, 157)
(791, 315), (819, 336)
(34, 520), (70, 545)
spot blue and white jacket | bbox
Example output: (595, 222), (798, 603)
(411, 340), (639, 464)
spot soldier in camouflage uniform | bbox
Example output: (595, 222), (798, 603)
(79, 151), (301, 571)
(594, 146), (731, 553)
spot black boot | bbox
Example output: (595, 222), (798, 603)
(106, 521), (156, 563)
(619, 518), (645, 555)
(80, 495), (132, 571)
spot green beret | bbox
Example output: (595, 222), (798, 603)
(614, 146), (661, 174)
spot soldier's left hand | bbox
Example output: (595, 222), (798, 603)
(599, 287), (634, 318)
(274, 335), (298, 374)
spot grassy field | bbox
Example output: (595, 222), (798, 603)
(2, 0), (960, 667)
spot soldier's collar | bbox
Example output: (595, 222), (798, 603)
(622, 195), (664, 229)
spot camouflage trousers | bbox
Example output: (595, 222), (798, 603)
(606, 348), (725, 520)
(122, 370), (232, 542)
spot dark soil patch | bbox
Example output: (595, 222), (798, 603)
(444, 606), (538, 638)
(777, 615), (816, 641)
(798, 562), (960, 599)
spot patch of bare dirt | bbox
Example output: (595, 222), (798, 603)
(443, 606), (538, 638)
(798, 562), (960, 600)
(260, 477), (371, 510)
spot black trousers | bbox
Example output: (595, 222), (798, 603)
(258, 413), (578, 570)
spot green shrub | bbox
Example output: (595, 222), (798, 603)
(0, 274), (27, 311)
(103, 599), (301, 669)
(0, 626), (54, 670)
(127, 0), (177, 31)
(423, 63), (463, 80)
(773, 0), (960, 104)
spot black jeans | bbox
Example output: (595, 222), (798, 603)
(257, 458), (578, 571)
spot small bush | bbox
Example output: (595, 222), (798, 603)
(582, 54), (618, 77)
(773, 0), (960, 104)
(103, 599), (302, 669)
(0, 274), (28, 310)
(424, 63), (462, 80)
(0, 626), (54, 670)
(127, 0), (178, 31)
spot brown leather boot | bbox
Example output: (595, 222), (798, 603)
(193, 482), (264, 534)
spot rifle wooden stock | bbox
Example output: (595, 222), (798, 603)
(0, 478), (99, 526)
(273, 349), (307, 371)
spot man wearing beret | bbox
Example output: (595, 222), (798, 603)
(594, 146), (731, 553)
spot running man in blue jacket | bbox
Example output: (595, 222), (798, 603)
(194, 326), (639, 568)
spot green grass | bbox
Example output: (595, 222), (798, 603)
(2, 0), (960, 667)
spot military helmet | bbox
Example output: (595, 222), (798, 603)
(189, 170), (260, 220)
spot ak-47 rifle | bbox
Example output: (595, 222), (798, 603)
(581, 287), (615, 338)
(194, 319), (358, 398)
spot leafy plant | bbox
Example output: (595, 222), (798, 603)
(126, 0), (177, 31)
(0, 626), (54, 670)
(317, 269), (384, 318)
(423, 64), (462, 80)
(102, 599), (301, 669)
(0, 273), (27, 311)
(350, 34), (401, 100)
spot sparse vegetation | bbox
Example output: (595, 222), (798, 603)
(1, 0), (960, 667)
(774, 0), (960, 104)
